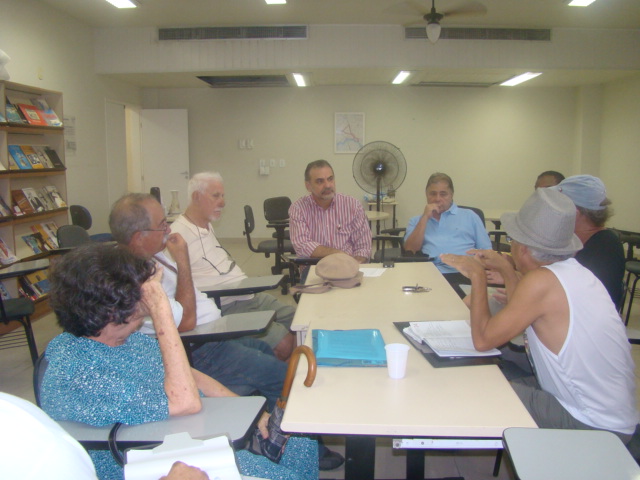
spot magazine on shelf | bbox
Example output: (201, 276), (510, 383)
(43, 147), (65, 169)
(21, 233), (50, 255)
(31, 146), (55, 168)
(31, 223), (58, 249)
(17, 103), (48, 126)
(0, 236), (18, 265)
(19, 145), (45, 169)
(0, 282), (11, 300)
(0, 195), (12, 218)
(31, 97), (63, 127)
(44, 186), (67, 208)
(5, 104), (25, 124)
(11, 189), (35, 215)
(7, 145), (33, 170)
(22, 188), (47, 213)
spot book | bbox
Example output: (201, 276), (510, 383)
(44, 186), (67, 208)
(31, 223), (58, 249)
(31, 146), (55, 168)
(31, 97), (63, 127)
(19, 145), (45, 169)
(23, 269), (50, 297)
(0, 236), (18, 265)
(43, 222), (59, 245)
(0, 111), (5, 123)
(43, 147), (65, 169)
(21, 233), (45, 254)
(5, 104), (25, 124)
(0, 195), (12, 218)
(11, 189), (35, 215)
(22, 188), (47, 213)
(404, 320), (501, 358)
(7, 145), (33, 170)
(17, 103), (48, 126)
(0, 282), (12, 300)
(37, 187), (56, 211)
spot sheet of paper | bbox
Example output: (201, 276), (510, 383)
(360, 268), (385, 277)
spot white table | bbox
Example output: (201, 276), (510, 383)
(503, 428), (640, 480)
(283, 262), (536, 480)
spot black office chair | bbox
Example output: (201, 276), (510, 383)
(69, 205), (113, 243)
(57, 224), (91, 248)
(243, 205), (294, 275)
(0, 295), (38, 365)
(33, 352), (49, 407)
(458, 205), (485, 225)
(264, 196), (291, 241)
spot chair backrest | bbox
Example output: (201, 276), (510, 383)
(33, 353), (49, 407)
(244, 205), (255, 235)
(264, 197), (292, 223)
(150, 187), (162, 204)
(458, 205), (485, 225)
(57, 224), (91, 248)
(69, 205), (92, 230)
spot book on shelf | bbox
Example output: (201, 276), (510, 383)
(22, 187), (47, 213)
(0, 111), (6, 123)
(7, 145), (33, 170)
(31, 222), (59, 249)
(31, 97), (63, 127)
(31, 145), (55, 168)
(11, 189), (35, 215)
(21, 232), (50, 255)
(5, 104), (26, 124)
(403, 320), (501, 358)
(44, 185), (67, 208)
(16, 103), (48, 126)
(36, 188), (56, 211)
(0, 236), (18, 265)
(0, 282), (11, 300)
(43, 147), (65, 169)
(19, 145), (45, 169)
(0, 195), (12, 218)
(20, 269), (50, 298)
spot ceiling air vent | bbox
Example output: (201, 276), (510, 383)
(159, 25), (307, 40)
(405, 27), (551, 41)
(197, 75), (291, 88)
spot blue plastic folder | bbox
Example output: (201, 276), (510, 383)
(312, 329), (387, 367)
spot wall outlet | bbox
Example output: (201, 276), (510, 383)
(279, 158), (286, 167)
(269, 158), (276, 168)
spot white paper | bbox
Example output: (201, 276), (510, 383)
(360, 268), (385, 277)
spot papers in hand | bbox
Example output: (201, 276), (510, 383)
(124, 433), (241, 480)
(404, 320), (501, 358)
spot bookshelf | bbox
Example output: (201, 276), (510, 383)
(0, 81), (68, 319)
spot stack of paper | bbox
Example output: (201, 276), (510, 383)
(404, 320), (501, 358)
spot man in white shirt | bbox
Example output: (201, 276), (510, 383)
(167, 172), (295, 361)
(441, 188), (639, 443)
(109, 193), (287, 410)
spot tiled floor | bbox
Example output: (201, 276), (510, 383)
(1, 238), (639, 480)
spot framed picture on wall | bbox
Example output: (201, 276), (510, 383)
(334, 112), (365, 154)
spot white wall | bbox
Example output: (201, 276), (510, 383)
(0, 0), (141, 233)
(142, 85), (578, 237)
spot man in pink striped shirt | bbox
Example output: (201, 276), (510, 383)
(289, 160), (371, 263)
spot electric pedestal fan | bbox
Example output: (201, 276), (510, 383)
(352, 141), (407, 216)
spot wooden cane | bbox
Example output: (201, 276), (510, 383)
(276, 345), (317, 409)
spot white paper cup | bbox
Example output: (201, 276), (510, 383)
(385, 343), (410, 379)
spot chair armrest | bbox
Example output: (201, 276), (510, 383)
(380, 227), (406, 236)
(202, 275), (285, 308)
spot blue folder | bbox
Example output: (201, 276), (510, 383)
(312, 329), (387, 367)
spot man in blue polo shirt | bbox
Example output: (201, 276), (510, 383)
(404, 172), (491, 277)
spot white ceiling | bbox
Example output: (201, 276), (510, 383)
(38, 0), (640, 88)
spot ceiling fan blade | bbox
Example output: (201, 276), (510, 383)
(442, 1), (487, 18)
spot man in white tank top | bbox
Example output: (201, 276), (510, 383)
(441, 188), (639, 443)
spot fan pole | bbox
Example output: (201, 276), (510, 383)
(376, 176), (382, 234)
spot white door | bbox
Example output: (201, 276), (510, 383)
(140, 109), (190, 212)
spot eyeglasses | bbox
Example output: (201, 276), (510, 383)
(200, 243), (236, 276)
(142, 220), (169, 232)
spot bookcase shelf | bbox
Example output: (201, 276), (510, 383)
(0, 81), (68, 314)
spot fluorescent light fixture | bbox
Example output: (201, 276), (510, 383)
(265, 0), (287, 4)
(105, 0), (137, 8)
(568, 0), (597, 6)
(293, 73), (306, 87)
(500, 72), (542, 86)
(392, 71), (411, 85)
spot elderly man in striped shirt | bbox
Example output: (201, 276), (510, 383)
(289, 160), (371, 264)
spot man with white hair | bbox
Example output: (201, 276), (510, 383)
(441, 188), (638, 443)
(167, 172), (296, 361)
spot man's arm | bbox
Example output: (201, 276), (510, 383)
(164, 233), (197, 332)
(143, 270), (202, 416)
(404, 205), (437, 253)
(289, 201), (321, 257)
(350, 202), (372, 262)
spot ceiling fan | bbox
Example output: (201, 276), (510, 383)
(413, 0), (487, 43)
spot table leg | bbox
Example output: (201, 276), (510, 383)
(407, 449), (425, 480)
(345, 435), (376, 480)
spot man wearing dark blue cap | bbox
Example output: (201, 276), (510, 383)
(441, 188), (638, 443)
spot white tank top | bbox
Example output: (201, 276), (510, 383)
(526, 258), (639, 434)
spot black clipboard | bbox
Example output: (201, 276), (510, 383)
(394, 322), (499, 368)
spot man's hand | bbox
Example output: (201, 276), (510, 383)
(165, 233), (189, 265)
(467, 249), (514, 274)
(160, 461), (209, 480)
(257, 411), (270, 439)
(440, 253), (485, 280)
(423, 203), (440, 218)
(139, 265), (168, 316)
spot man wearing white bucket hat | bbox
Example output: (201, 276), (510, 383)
(441, 188), (638, 443)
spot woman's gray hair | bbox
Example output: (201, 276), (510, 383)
(188, 172), (224, 199)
